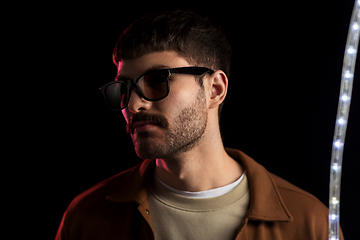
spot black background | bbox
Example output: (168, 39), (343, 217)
(31, 1), (359, 239)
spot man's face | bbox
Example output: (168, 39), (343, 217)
(118, 51), (209, 159)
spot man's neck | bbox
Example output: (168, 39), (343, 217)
(155, 137), (243, 192)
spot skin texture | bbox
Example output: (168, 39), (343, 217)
(119, 51), (243, 192)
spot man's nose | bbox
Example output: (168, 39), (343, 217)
(127, 88), (151, 113)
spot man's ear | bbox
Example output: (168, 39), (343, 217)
(208, 70), (228, 109)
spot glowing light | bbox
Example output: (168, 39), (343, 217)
(344, 70), (353, 79)
(331, 197), (340, 205)
(340, 94), (350, 102)
(332, 163), (340, 171)
(329, 1), (359, 240)
(347, 46), (357, 54)
(337, 117), (347, 125)
(334, 140), (343, 149)
(353, 22), (359, 30)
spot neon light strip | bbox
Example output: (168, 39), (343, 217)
(329, 1), (360, 239)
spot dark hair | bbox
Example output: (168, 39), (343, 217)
(112, 9), (232, 114)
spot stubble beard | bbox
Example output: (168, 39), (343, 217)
(131, 88), (208, 160)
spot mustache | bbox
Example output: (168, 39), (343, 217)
(126, 112), (169, 134)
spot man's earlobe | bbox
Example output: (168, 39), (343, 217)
(209, 71), (228, 109)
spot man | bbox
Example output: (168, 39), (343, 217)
(56, 10), (344, 240)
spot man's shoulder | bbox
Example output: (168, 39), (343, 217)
(270, 173), (321, 201)
(57, 160), (155, 239)
(227, 148), (328, 215)
(65, 161), (146, 213)
(270, 173), (329, 218)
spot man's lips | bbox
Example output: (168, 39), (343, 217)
(132, 121), (160, 132)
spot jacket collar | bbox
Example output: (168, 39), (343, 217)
(106, 159), (156, 205)
(226, 148), (293, 222)
(107, 148), (293, 222)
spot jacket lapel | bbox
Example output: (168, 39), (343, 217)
(106, 159), (156, 204)
(226, 148), (293, 222)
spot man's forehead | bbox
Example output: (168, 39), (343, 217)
(117, 62), (170, 79)
(116, 51), (191, 79)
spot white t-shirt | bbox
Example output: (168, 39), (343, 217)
(155, 173), (246, 199)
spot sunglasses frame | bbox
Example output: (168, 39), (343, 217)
(99, 66), (214, 111)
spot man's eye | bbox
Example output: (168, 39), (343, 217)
(145, 73), (167, 86)
(151, 76), (166, 83)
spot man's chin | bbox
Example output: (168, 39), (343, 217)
(134, 145), (162, 160)
(131, 131), (163, 147)
(132, 136), (164, 160)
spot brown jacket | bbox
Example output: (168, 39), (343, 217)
(56, 148), (344, 239)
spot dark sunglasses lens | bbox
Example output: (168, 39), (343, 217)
(104, 82), (128, 110)
(137, 72), (168, 100)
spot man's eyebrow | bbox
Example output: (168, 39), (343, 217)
(116, 64), (170, 80)
(145, 64), (170, 72)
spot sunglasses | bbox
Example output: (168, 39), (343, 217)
(99, 66), (214, 111)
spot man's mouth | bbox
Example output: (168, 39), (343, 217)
(132, 121), (160, 133)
